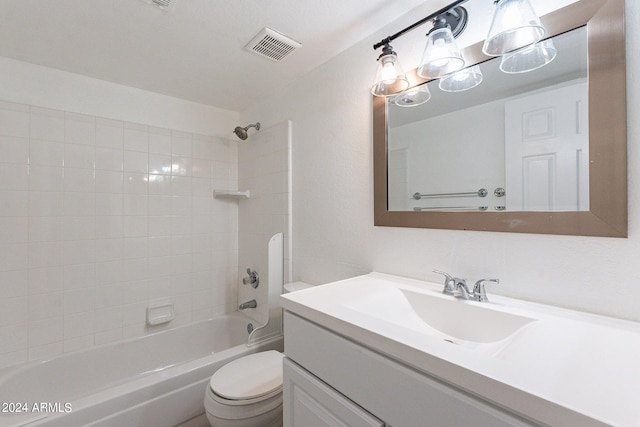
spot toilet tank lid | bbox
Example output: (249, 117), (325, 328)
(209, 350), (284, 400)
(284, 281), (314, 293)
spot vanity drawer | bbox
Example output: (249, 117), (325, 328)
(284, 311), (538, 427)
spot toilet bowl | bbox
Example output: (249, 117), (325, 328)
(204, 350), (284, 427)
(204, 282), (313, 427)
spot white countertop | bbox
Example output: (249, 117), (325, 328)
(280, 272), (640, 426)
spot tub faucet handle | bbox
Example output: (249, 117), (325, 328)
(242, 268), (259, 289)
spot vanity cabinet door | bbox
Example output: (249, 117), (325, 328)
(283, 358), (385, 427)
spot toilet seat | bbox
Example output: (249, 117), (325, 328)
(209, 350), (284, 402)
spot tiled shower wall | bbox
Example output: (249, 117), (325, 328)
(0, 100), (238, 368)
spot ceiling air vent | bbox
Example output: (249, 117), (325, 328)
(244, 27), (302, 62)
(139, 0), (177, 11)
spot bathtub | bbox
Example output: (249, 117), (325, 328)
(0, 313), (283, 427)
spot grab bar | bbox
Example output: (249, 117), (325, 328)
(412, 188), (488, 200)
(413, 206), (488, 211)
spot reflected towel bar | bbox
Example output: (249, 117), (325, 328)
(412, 188), (488, 200)
(413, 206), (488, 211)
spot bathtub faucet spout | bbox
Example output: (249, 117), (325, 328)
(239, 299), (257, 310)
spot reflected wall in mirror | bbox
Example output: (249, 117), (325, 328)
(373, 0), (626, 237)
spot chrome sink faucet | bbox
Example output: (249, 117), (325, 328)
(433, 270), (499, 302)
(433, 270), (465, 297)
(472, 278), (500, 302)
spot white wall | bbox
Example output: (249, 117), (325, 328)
(0, 61), (240, 368)
(242, 0), (640, 322)
(0, 57), (238, 138)
(389, 99), (505, 211)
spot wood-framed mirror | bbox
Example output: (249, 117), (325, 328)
(373, 0), (626, 237)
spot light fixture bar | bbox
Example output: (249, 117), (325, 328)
(372, 0), (470, 51)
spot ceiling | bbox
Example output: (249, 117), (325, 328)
(0, 0), (429, 112)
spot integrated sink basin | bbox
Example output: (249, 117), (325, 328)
(401, 289), (534, 342)
(340, 278), (535, 347)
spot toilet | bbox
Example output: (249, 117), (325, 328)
(204, 281), (313, 427)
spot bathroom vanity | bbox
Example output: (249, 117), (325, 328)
(280, 273), (640, 426)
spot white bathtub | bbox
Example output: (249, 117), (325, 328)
(0, 314), (283, 427)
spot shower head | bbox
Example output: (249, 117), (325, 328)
(233, 122), (261, 140)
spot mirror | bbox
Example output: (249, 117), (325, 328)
(373, 0), (626, 237)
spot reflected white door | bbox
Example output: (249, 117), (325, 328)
(505, 81), (589, 211)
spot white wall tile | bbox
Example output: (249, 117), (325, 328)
(0, 136), (29, 164)
(96, 119), (124, 150)
(65, 112), (96, 145)
(171, 132), (192, 157)
(94, 306), (122, 332)
(0, 243), (29, 271)
(28, 242), (63, 269)
(31, 107), (64, 142)
(64, 168), (95, 193)
(63, 216), (95, 241)
(65, 143), (95, 169)
(95, 147), (123, 171)
(63, 334), (93, 353)
(123, 172), (148, 195)
(94, 328), (122, 345)
(124, 123), (148, 152)
(149, 153), (172, 175)
(62, 240), (95, 265)
(28, 266), (63, 295)
(29, 165), (63, 192)
(28, 292), (63, 321)
(0, 270), (28, 298)
(95, 170), (123, 194)
(28, 341), (62, 361)
(0, 323), (28, 354)
(28, 316), (63, 347)
(0, 103), (237, 364)
(0, 102), (29, 138)
(64, 311), (94, 338)
(148, 174), (171, 195)
(63, 288), (94, 315)
(0, 296), (28, 326)
(0, 217), (28, 243)
(28, 191), (62, 217)
(123, 150), (148, 173)
(94, 283), (123, 309)
(30, 139), (64, 167)
(149, 127), (171, 155)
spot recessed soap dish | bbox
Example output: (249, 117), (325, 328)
(147, 298), (175, 326)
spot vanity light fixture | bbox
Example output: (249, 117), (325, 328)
(371, 0), (549, 103)
(393, 85), (432, 107)
(483, 0), (546, 56)
(438, 65), (483, 92)
(417, 8), (467, 79)
(499, 38), (557, 73)
(371, 43), (410, 96)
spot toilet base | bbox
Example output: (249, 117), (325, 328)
(205, 403), (282, 427)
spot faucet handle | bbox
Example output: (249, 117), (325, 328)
(433, 270), (456, 295)
(472, 278), (499, 302)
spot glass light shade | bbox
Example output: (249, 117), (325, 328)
(417, 27), (465, 79)
(371, 52), (410, 96)
(482, 0), (546, 56)
(393, 85), (432, 107)
(438, 65), (483, 92)
(500, 39), (557, 73)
